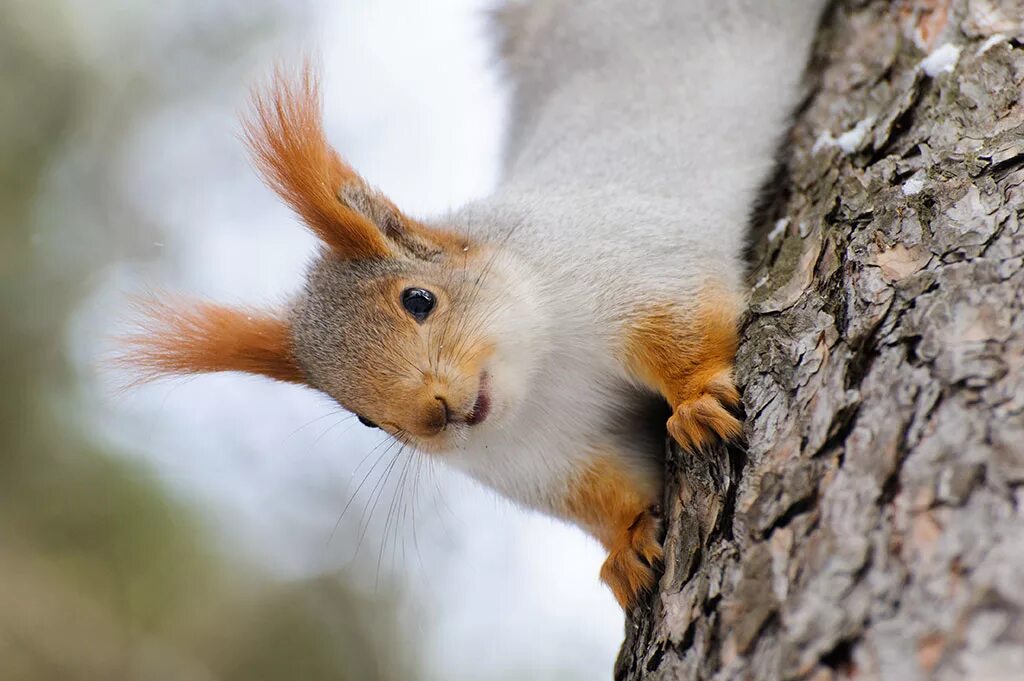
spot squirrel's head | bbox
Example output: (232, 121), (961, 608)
(125, 65), (539, 452)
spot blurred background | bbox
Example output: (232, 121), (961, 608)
(0, 1), (623, 679)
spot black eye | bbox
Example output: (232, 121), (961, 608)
(401, 288), (436, 322)
(356, 414), (379, 430)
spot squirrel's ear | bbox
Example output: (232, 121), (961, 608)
(244, 63), (391, 260)
(121, 298), (305, 385)
(244, 63), (466, 260)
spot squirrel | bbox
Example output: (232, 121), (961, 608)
(126, 0), (826, 610)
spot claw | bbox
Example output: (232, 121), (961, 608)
(600, 508), (664, 610)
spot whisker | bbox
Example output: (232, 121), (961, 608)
(308, 411), (358, 453)
(378, 441), (416, 586)
(396, 352), (427, 378)
(409, 451), (428, 578)
(324, 434), (401, 550)
(425, 454), (456, 543)
(285, 407), (344, 441)
(353, 432), (409, 561)
(438, 213), (527, 374)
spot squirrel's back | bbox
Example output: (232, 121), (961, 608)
(495, 0), (824, 207)
(456, 0), (828, 343)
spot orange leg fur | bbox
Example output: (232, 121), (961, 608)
(563, 455), (663, 610)
(623, 295), (743, 451)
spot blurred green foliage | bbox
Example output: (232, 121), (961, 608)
(0, 2), (418, 679)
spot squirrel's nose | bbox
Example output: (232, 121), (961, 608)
(421, 395), (450, 435)
(436, 395), (451, 427)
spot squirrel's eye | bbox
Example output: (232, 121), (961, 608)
(356, 414), (379, 430)
(401, 288), (436, 322)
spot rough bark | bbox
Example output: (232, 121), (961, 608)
(616, 2), (1024, 679)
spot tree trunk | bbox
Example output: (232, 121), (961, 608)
(615, 2), (1024, 679)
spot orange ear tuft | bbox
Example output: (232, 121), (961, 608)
(243, 61), (390, 260)
(122, 298), (305, 385)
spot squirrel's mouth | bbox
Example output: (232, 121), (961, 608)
(465, 372), (491, 426)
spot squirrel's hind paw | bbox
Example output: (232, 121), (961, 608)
(600, 508), (664, 610)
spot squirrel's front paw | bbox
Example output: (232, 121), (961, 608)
(600, 508), (663, 610)
(667, 373), (743, 451)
